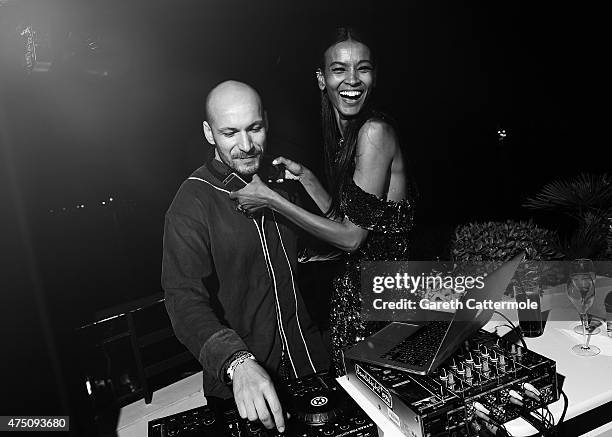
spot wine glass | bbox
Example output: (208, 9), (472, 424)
(570, 259), (602, 335)
(566, 273), (600, 356)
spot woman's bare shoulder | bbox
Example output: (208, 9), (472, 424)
(356, 118), (398, 157)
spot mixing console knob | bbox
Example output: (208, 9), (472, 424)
(510, 344), (517, 355)
(516, 346), (523, 358)
(465, 367), (473, 385)
(447, 372), (456, 391)
(466, 353), (474, 367)
(457, 363), (465, 376)
(498, 355), (506, 373)
(439, 368), (449, 382)
(450, 359), (457, 370)
(474, 357), (482, 370)
(482, 360), (489, 372)
(480, 345), (489, 358)
(490, 350), (498, 363)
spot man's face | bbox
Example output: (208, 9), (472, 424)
(318, 40), (375, 120)
(204, 99), (266, 176)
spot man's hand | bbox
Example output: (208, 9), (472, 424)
(232, 359), (285, 432)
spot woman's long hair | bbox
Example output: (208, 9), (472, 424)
(320, 26), (385, 218)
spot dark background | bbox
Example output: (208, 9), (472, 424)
(0, 0), (605, 433)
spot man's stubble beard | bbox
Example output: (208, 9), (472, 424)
(214, 149), (262, 177)
(226, 155), (262, 178)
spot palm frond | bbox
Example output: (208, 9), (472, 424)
(554, 216), (609, 259)
(523, 173), (612, 215)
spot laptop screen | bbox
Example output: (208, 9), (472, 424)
(429, 252), (524, 372)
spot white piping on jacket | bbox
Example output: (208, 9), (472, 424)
(272, 211), (316, 374)
(257, 214), (298, 378)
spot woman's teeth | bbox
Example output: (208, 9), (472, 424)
(339, 90), (363, 100)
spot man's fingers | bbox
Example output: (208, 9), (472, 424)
(235, 398), (247, 419)
(253, 396), (274, 429)
(245, 400), (258, 422)
(264, 387), (285, 432)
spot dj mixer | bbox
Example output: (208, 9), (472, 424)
(344, 329), (559, 436)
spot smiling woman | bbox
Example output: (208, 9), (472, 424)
(230, 26), (417, 375)
(316, 39), (375, 120)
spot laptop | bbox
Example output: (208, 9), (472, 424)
(343, 253), (524, 375)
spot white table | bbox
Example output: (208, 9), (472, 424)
(116, 372), (206, 437)
(339, 277), (612, 436)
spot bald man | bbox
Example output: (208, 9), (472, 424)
(161, 81), (330, 432)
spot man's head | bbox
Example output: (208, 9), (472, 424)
(203, 80), (267, 176)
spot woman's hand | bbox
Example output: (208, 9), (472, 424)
(275, 156), (331, 215)
(273, 156), (308, 181)
(229, 175), (280, 214)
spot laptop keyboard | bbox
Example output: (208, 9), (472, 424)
(380, 321), (451, 367)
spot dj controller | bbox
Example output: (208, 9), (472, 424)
(148, 372), (378, 437)
(149, 329), (559, 437)
(343, 329), (559, 437)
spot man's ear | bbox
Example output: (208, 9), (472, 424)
(203, 121), (215, 145)
(316, 69), (325, 91)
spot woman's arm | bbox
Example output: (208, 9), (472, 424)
(231, 120), (398, 252)
(352, 120), (399, 200)
(229, 177), (364, 252)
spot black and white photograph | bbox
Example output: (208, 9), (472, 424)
(1, 1), (610, 436)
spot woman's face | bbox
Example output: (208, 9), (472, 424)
(318, 40), (375, 121)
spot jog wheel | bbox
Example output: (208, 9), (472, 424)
(291, 388), (341, 426)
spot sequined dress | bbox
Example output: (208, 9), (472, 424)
(330, 179), (415, 375)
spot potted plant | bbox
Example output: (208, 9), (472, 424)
(450, 220), (564, 294)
